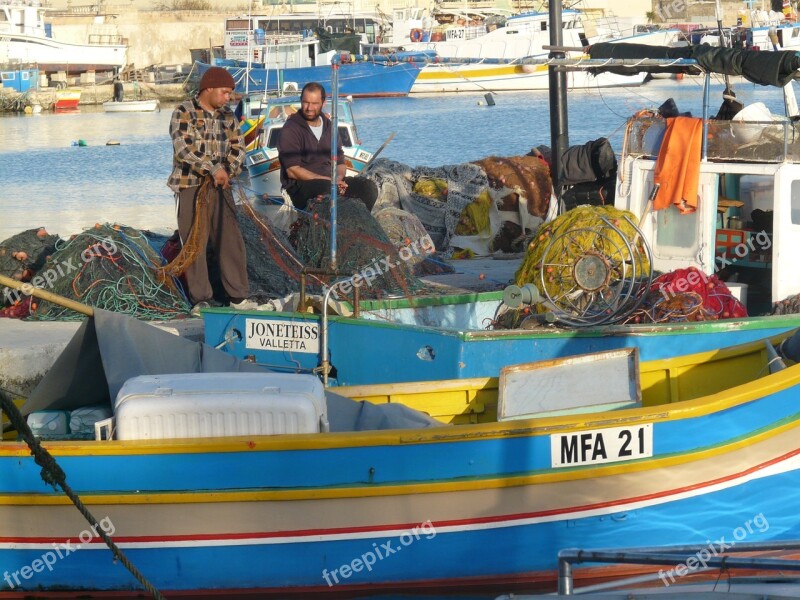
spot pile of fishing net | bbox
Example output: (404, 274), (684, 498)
(236, 203), (319, 298)
(364, 156), (552, 256)
(290, 196), (428, 299)
(773, 293), (800, 315)
(24, 224), (189, 322)
(624, 267), (748, 323)
(0, 228), (60, 317)
(470, 155), (552, 253)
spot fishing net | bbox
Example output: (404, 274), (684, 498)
(773, 293), (800, 315)
(153, 179), (211, 284)
(623, 267), (748, 323)
(236, 200), (321, 298)
(0, 228), (60, 307)
(365, 158), (487, 252)
(26, 224), (188, 322)
(290, 196), (425, 299)
(515, 205), (651, 326)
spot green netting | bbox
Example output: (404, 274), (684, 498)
(291, 196), (427, 299)
(26, 224), (188, 321)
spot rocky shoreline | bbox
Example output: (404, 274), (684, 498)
(0, 82), (189, 113)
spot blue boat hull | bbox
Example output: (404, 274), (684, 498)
(196, 59), (423, 98)
(204, 307), (800, 385)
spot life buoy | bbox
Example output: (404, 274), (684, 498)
(410, 28), (424, 42)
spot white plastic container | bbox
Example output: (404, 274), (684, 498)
(114, 373), (328, 441)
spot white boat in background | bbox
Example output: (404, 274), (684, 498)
(102, 99), (160, 113)
(0, 0), (127, 75)
(400, 10), (685, 93)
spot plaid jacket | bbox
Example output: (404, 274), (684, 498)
(167, 97), (245, 192)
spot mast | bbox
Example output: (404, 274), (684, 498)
(548, 0), (569, 195)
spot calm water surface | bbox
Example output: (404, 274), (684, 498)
(0, 78), (792, 242)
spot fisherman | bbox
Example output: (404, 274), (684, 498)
(167, 66), (257, 316)
(277, 81), (378, 211)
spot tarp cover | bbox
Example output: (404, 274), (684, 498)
(588, 43), (800, 87)
(21, 309), (440, 432)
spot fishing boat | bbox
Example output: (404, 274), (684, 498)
(53, 88), (81, 110)
(102, 99), (160, 113)
(194, 16), (429, 98)
(238, 94), (373, 199)
(0, 0), (127, 76)
(2, 314), (800, 595)
(400, 10), (684, 93)
(202, 42), (800, 386)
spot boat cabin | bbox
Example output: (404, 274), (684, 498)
(617, 114), (800, 314)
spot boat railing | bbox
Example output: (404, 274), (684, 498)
(557, 540), (800, 595)
(626, 115), (800, 164)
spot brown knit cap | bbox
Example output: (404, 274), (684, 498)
(198, 67), (235, 92)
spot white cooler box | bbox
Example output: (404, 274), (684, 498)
(114, 373), (328, 441)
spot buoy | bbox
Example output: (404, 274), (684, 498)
(410, 28), (424, 42)
(477, 100), (483, 106)
(78, 139), (87, 147)
(106, 140), (121, 146)
(23, 106), (32, 115)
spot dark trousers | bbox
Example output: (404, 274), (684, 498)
(285, 176), (378, 212)
(176, 186), (250, 305)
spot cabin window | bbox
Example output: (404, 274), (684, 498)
(338, 126), (352, 146)
(541, 22), (547, 31)
(791, 180), (800, 224)
(654, 204), (700, 255)
(226, 19), (250, 31)
(267, 128), (282, 148)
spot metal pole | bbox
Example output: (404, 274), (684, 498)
(330, 59), (340, 272)
(702, 72), (710, 160)
(549, 0), (569, 195)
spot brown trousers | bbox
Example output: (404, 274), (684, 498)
(176, 186), (250, 305)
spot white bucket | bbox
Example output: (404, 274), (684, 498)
(726, 282), (748, 308)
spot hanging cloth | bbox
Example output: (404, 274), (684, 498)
(653, 116), (703, 214)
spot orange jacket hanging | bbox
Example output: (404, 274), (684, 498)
(653, 116), (703, 214)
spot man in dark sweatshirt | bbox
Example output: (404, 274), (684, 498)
(277, 81), (377, 211)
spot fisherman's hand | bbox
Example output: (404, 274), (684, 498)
(337, 177), (348, 195)
(213, 169), (230, 189)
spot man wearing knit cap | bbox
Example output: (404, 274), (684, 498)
(168, 66), (257, 316)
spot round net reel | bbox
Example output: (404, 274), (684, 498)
(537, 214), (653, 327)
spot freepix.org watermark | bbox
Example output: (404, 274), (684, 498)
(2, 238), (118, 305)
(336, 234), (435, 297)
(3, 517), (116, 589)
(658, 512), (769, 586)
(658, 230), (771, 303)
(321, 520), (437, 587)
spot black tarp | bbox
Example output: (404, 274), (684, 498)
(588, 43), (800, 87)
(21, 309), (440, 432)
(315, 29), (361, 54)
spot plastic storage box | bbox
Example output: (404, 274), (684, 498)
(114, 373), (328, 441)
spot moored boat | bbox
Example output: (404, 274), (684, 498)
(400, 10), (684, 93)
(0, 0), (127, 75)
(204, 44), (800, 386)
(3, 321), (800, 596)
(53, 88), (81, 110)
(102, 99), (160, 113)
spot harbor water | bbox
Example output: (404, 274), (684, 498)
(0, 78), (793, 243)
